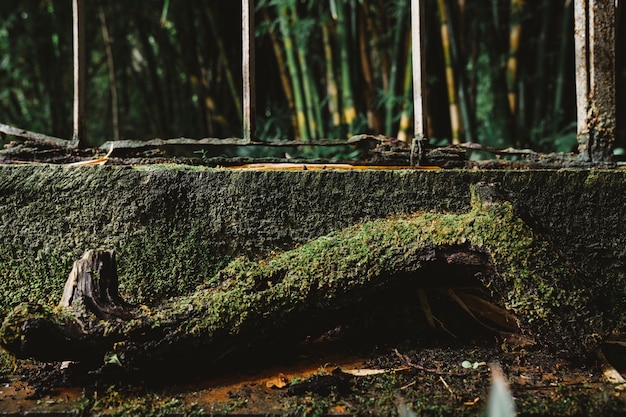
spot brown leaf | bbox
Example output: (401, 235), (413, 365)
(266, 373), (289, 389)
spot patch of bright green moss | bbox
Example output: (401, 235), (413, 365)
(0, 226), (230, 320)
(0, 184), (609, 367)
(122, 185), (602, 362)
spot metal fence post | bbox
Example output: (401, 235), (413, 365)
(72, 0), (86, 147)
(411, 0), (428, 165)
(243, 0), (256, 143)
(574, 0), (616, 162)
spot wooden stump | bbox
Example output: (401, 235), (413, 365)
(60, 249), (133, 320)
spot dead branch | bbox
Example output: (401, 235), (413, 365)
(0, 123), (74, 148)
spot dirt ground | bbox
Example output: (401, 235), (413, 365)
(1, 334), (626, 416)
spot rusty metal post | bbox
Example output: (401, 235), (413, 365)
(574, 0), (616, 162)
(410, 0), (428, 165)
(72, 0), (86, 147)
(242, 0), (256, 143)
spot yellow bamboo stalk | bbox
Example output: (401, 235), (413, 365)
(206, 4), (242, 122)
(333, 0), (358, 135)
(277, 4), (309, 141)
(362, 0), (389, 92)
(397, 38), (413, 143)
(322, 21), (341, 133)
(263, 9), (298, 136)
(436, 0), (463, 144)
(358, 7), (379, 132)
(507, 0), (524, 116)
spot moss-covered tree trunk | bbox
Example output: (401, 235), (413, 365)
(0, 184), (604, 369)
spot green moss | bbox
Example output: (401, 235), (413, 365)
(0, 228), (230, 322)
(0, 183), (606, 366)
(0, 348), (13, 375)
(89, 385), (206, 416)
(115, 225), (230, 305)
(106, 185), (600, 362)
(0, 244), (75, 317)
(131, 163), (218, 173)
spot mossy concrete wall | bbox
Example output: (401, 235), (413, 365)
(0, 165), (624, 323)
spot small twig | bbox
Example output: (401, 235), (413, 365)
(439, 375), (455, 397)
(458, 142), (538, 156)
(98, 134), (383, 153)
(400, 380), (417, 390)
(393, 349), (461, 376)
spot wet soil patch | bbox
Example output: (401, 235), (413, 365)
(3, 337), (626, 416)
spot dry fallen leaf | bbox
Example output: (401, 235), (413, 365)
(341, 366), (411, 376)
(463, 397), (480, 406)
(598, 351), (626, 384)
(266, 373), (289, 389)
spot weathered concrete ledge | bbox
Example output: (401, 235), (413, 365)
(0, 165), (625, 416)
(0, 165), (624, 323)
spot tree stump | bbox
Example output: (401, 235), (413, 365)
(60, 249), (133, 320)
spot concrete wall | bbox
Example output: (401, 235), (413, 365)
(0, 166), (624, 319)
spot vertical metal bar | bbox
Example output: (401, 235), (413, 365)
(574, 0), (590, 158)
(410, 0), (427, 166)
(242, 0), (256, 143)
(574, 0), (615, 162)
(72, 0), (86, 147)
(411, 0), (427, 140)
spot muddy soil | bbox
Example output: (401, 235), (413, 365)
(1, 334), (626, 416)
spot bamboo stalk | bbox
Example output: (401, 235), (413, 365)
(263, 8), (298, 137)
(295, 29), (324, 139)
(397, 42), (413, 143)
(385, 0), (408, 137)
(292, 5), (325, 139)
(507, 0), (524, 117)
(363, 0), (390, 92)
(357, 4), (379, 133)
(466, 5), (479, 119)
(322, 19), (342, 135)
(333, 0), (358, 136)
(205, 4), (243, 122)
(160, 0), (171, 27)
(552, 0), (573, 135)
(135, 19), (168, 134)
(436, 0), (463, 144)
(98, 6), (120, 141)
(192, 30), (215, 137)
(277, 3), (310, 141)
(531, 0), (551, 137)
(445, 0), (473, 142)
(457, 0), (466, 50)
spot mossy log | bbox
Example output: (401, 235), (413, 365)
(0, 184), (604, 368)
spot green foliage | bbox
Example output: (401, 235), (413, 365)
(0, 1), (622, 152)
(0, 348), (13, 376)
(0, 244), (75, 317)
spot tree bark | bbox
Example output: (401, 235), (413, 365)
(59, 250), (132, 320)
